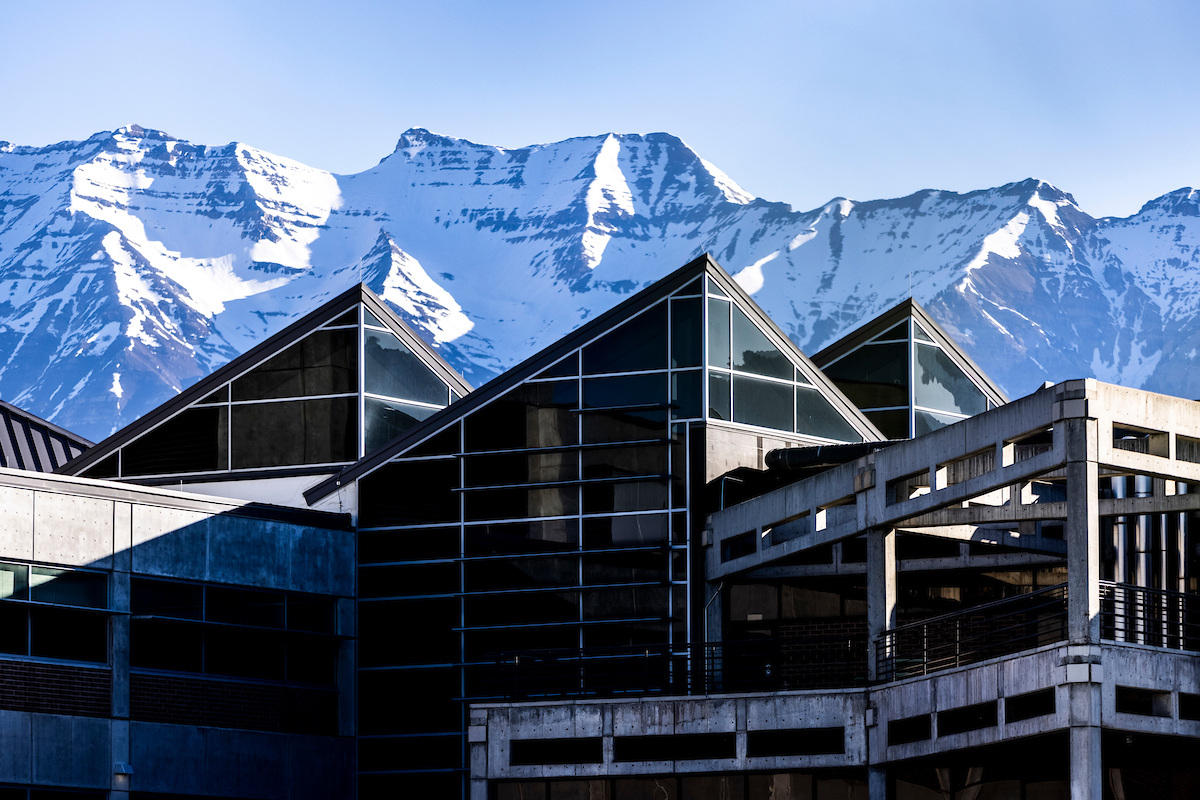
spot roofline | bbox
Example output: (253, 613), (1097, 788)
(304, 253), (884, 505)
(810, 297), (1009, 405)
(58, 283), (472, 476)
(0, 399), (93, 448)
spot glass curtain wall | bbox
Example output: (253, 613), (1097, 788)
(81, 304), (457, 480)
(820, 319), (989, 440)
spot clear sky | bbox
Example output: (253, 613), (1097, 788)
(2, 0), (1197, 219)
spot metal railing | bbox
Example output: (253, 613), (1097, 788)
(877, 583), (1068, 682)
(1100, 581), (1200, 651)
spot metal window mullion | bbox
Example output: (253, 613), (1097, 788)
(359, 303), (366, 460)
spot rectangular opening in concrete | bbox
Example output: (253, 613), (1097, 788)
(1180, 692), (1200, 721)
(938, 700), (998, 736)
(887, 714), (932, 746)
(1113, 424), (1168, 457)
(1003, 427), (1053, 467)
(613, 733), (736, 762)
(721, 531), (756, 562)
(1177, 435), (1200, 464)
(1005, 688), (1056, 722)
(938, 445), (996, 489)
(887, 470), (930, 506)
(509, 737), (604, 766)
(763, 511), (810, 548)
(746, 727), (844, 756)
(1115, 686), (1172, 718)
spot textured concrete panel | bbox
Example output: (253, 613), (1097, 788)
(205, 728), (287, 800)
(33, 492), (113, 568)
(288, 735), (353, 800)
(289, 526), (354, 596)
(0, 486), (33, 561)
(113, 502), (133, 573)
(131, 505), (211, 581)
(208, 518), (288, 590)
(130, 722), (206, 795)
(32, 714), (109, 788)
(0, 710), (31, 784)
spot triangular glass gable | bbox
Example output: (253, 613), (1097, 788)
(66, 286), (471, 482)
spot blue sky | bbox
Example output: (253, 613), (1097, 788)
(2, 0), (1197, 218)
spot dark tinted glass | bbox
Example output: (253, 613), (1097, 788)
(81, 452), (118, 479)
(286, 633), (337, 684)
(583, 514), (669, 548)
(464, 451), (578, 487)
(582, 409), (669, 444)
(464, 591), (578, 626)
(733, 375), (793, 431)
(796, 387), (864, 442)
(879, 320), (909, 339)
(365, 329), (448, 405)
(822, 342), (909, 408)
(732, 305), (792, 379)
(364, 308), (387, 328)
(29, 568), (106, 608)
(360, 563), (459, 598)
(328, 307), (359, 326)
(464, 557), (578, 592)
(30, 607), (106, 662)
(707, 278), (728, 297)
(914, 409), (965, 437)
(583, 480), (668, 514)
(205, 626), (284, 679)
(122, 406), (227, 476)
(407, 423), (461, 456)
(464, 486), (579, 521)
(465, 520), (579, 555)
(707, 298), (730, 368)
(583, 551), (668, 584)
(230, 397), (356, 468)
(131, 618), (202, 671)
(675, 276), (703, 295)
(288, 595), (337, 633)
(582, 303), (667, 374)
(671, 370), (702, 419)
(232, 329), (356, 401)
(708, 372), (731, 420)
(913, 321), (934, 342)
(670, 297), (702, 368)
(582, 586), (668, 620)
(359, 459), (460, 526)
(0, 604), (25, 655)
(359, 598), (458, 666)
(464, 382), (578, 451)
(196, 385), (228, 404)
(206, 587), (285, 628)
(131, 578), (202, 619)
(537, 354), (578, 378)
(914, 343), (986, 415)
(0, 563), (27, 600)
(866, 409), (910, 439)
(582, 445), (667, 480)
(583, 373), (665, 408)
(359, 668), (462, 735)
(364, 398), (439, 453)
(359, 527), (460, 562)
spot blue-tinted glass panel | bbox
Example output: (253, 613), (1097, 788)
(365, 329), (448, 405)
(365, 398), (439, 453)
(364, 308), (387, 328)
(671, 371), (702, 419)
(582, 409), (668, 444)
(708, 373), (731, 420)
(732, 306), (792, 380)
(878, 320), (909, 340)
(707, 298), (731, 368)
(465, 520), (579, 555)
(733, 375), (793, 431)
(795, 387), (864, 442)
(537, 353), (578, 378)
(327, 308), (358, 326)
(464, 381), (578, 451)
(582, 304), (667, 374)
(913, 322), (934, 342)
(914, 343), (986, 416)
(29, 568), (106, 609)
(671, 297), (703, 368)
(822, 342), (909, 408)
(232, 329), (356, 401)
(464, 451), (578, 487)
(914, 409), (966, 437)
(230, 397), (356, 468)
(583, 373), (665, 409)
(708, 278), (728, 297)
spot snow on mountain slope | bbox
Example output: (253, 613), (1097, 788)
(1, 124), (1198, 441)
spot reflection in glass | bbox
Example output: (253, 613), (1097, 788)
(364, 308), (387, 328)
(708, 373), (731, 420)
(0, 563), (27, 600)
(196, 385), (229, 405)
(732, 305), (793, 380)
(583, 480), (669, 514)
(796, 388), (864, 442)
(365, 398), (439, 453)
(465, 382), (577, 451)
(231, 397), (356, 468)
(914, 322), (935, 342)
(584, 373), (665, 409)
(670, 297), (702, 368)
(466, 520), (579, 555)
(822, 342), (909, 408)
(707, 298), (731, 368)
(733, 375), (793, 432)
(582, 303), (667, 374)
(465, 486), (580, 521)
(583, 514), (669, 548)
(359, 460), (460, 526)
(865, 409), (910, 439)
(915, 344), (986, 416)
(327, 308), (359, 327)
(365, 329), (448, 405)
(582, 409), (669, 445)
(122, 406), (228, 476)
(671, 371), (702, 419)
(582, 445), (668, 480)
(914, 409), (966, 437)
(232, 329), (356, 401)
(29, 568), (106, 608)
(464, 451), (578, 487)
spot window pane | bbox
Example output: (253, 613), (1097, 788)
(583, 551), (667, 585)
(359, 460), (460, 526)
(122, 406), (228, 476)
(707, 298), (731, 368)
(464, 451), (578, 488)
(408, 423), (461, 456)
(131, 619), (202, 672)
(359, 668), (461, 734)
(364, 329), (448, 405)
(732, 305), (792, 379)
(914, 321), (934, 342)
(131, 578), (202, 619)
(733, 375), (793, 431)
(230, 397), (356, 468)
(81, 453), (118, 479)
(288, 595), (337, 633)
(583, 409), (669, 445)
(583, 586), (669, 620)
(795, 387), (865, 442)
(0, 604), (26, 655)
(327, 307), (359, 327)
(708, 372), (731, 420)
(463, 557), (578, 592)
(914, 343), (987, 416)
(365, 398), (439, 453)
(360, 599), (458, 666)
(582, 445), (667, 480)
(0, 563), (27, 600)
(671, 370), (702, 419)
(914, 409), (966, 437)
(465, 520), (579, 556)
(583, 373), (665, 409)
(364, 308), (387, 328)
(232, 329), (356, 401)
(205, 626), (284, 679)
(206, 587), (285, 628)
(359, 527), (460, 562)
(464, 382), (578, 451)
(464, 486), (579, 521)
(822, 342), (909, 408)
(583, 480), (669, 514)
(582, 304), (667, 374)
(583, 515), (669, 548)
(865, 409), (909, 439)
(670, 297), (702, 368)
(360, 563), (458, 598)
(196, 385), (229, 405)
(464, 591), (578, 626)
(30, 568), (106, 608)
(537, 353), (579, 378)
(286, 633), (337, 684)
(30, 607), (106, 662)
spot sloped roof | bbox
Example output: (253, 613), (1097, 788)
(304, 253), (883, 505)
(0, 400), (91, 473)
(59, 283), (472, 478)
(810, 297), (1009, 407)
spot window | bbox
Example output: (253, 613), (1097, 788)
(0, 562), (107, 663)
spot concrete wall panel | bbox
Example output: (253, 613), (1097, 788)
(0, 710), (31, 784)
(287, 736), (354, 800)
(33, 492), (113, 568)
(32, 714), (109, 789)
(205, 728), (287, 800)
(131, 505), (210, 580)
(130, 722), (206, 795)
(208, 519), (288, 589)
(0, 486), (33, 561)
(289, 526), (355, 596)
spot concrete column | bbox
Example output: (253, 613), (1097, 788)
(1069, 716), (1102, 800)
(866, 527), (897, 682)
(868, 764), (887, 799)
(1064, 418), (1100, 645)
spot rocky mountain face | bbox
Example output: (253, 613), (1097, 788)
(1, 124), (1197, 442)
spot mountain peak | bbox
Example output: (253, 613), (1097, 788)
(115, 125), (177, 142)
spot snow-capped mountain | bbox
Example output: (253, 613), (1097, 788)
(1, 124), (1197, 442)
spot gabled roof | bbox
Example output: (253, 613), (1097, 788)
(810, 297), (1009, 407)
(0, 400), (91, 473)
(59, 283), (472, 478)
(304, 253), (883, 505)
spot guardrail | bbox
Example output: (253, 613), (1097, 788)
(1100, 581), (1200, 651)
